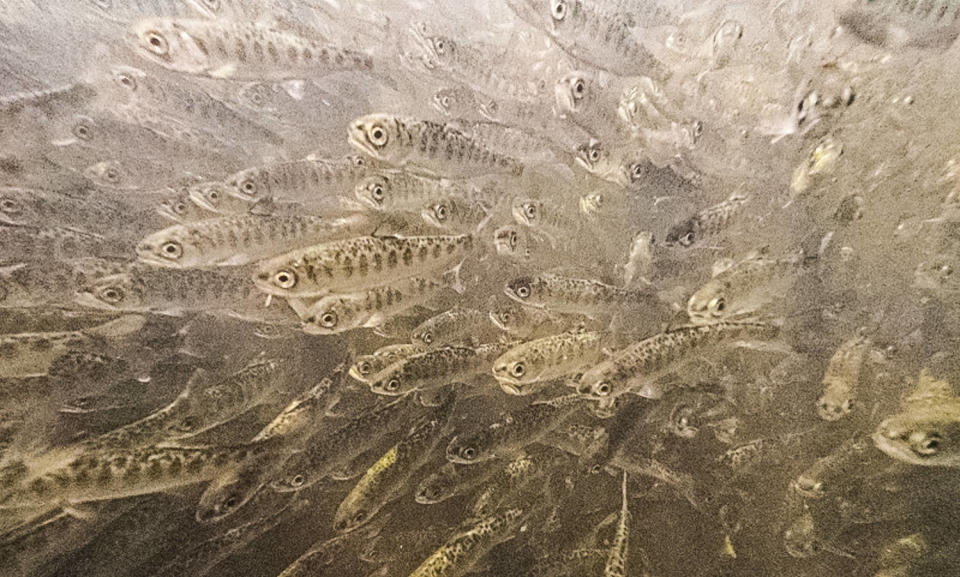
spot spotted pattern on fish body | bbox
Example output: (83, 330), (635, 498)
(226, 156), (377, 204)
(412, 308), (498, 348)
(492, 329), (607, 395)
(817, 335), (871, 421)
(369, 342), (514, 396)
(505, 273), (663, 316)
(254, 234), (474, 298)
(604, 471), (629, 577)
(349, 343), (426, 384)
(664, 193), (749, 248)
(578, 320), (780, 401)
(407, 507), (526, 577)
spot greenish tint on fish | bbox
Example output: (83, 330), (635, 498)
(407, 507), (526, 577)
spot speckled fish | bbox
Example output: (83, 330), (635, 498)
(225, 156), (377, 205)
(129, 18), (374, 80)
(76, 265), (298, 323)
(873, 368), (960, 467)
(492, 224), (541, 262)
(469, 453), (546, 519)
(354, 170), (470, 212)
(368, 342), (513, 396)
(816, 334), (871, 422)
(254, 233), (474, 298)
(577, 320), (780, 402)
(839, 0), (960, 51)
(687, 249), (816, 323)
(0, 223), (122, 263)
(294, 275), (453, 335)
(505, 0), (670, 78)
(488, 301), (566, 339)
(349, 343), (426, 384)
(411, 307), (501, 348)
(663, 192), (749, 248)
(0, 186), (123, 229)
(511, 197), (582, 246)
(157, 187), (220, 223)
(492, 329), (608, 395)
(270, 392), (425, 492)
(504, 273), (664, 318)
(348, 114), (524, 177)
(0, 439), (279, 510)
(604, 471), (630, 577)
(186, 181), (258, 215)
(0, 315), (144, 379)
(791, 437), (879, 499)
(253, 373), (341, 443)
(421, 197), (490, 233)
(445, 393), (588, 464)
(0, 258), (123, 309)
(407, 507), (526, 577)
(334, 404), (452, 533)
(136, 215), (333, 268)
(415, 460), (498, 505)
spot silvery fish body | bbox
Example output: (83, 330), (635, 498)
(492, 329), (607, 395)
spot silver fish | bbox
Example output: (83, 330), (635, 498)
(663, 192), (749, 248)
(368, 342), (513, 396)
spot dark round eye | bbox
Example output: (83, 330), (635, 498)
(115, 72), (137, 91)
(524, 204), (536, 218)
(371, 184), (384, 200)
(421, 332), (433, 345)
(461, 447), (476, 460)
(710, 297), (725, 312)
(144, 30), (169, 55)
(914, 433), (942, 456)
(573, 79), (585, 97)
(206, 189), (219, 201)
(595, 382), (611, 396)
(222, 495), (238, 510)
(353, 156), (366, 166)
(516, 285), (530, 299)
(434, 204), (447, 221)
(0, 199), (20, 214)
(98, 286), (124, 303)
(693, 120), (704, 138)
(239, 178), (257, 196)
(509, 232), (518, 248)
(588, 149), (600, 162)
(173, 202), (187, 214)
(681, 232), (695, 246)
(291, 474), (305, 487)
(73, 121), (93, 141)
(368, 124), (388, 147)
(630, 163), (644, 180)
(161, 241), (183, 259)
(441, 95), (450, 107)
(249, 91), (264, 105)
(354, 512), (366, 524)
(551, 0), (567, 21)
(274, 270), (297, 289)
(320, 311), (338, 328)
(104, 167), (121, 183)
(434, 39), (445, 53)
(386, 379), (400, 391)
(512, 363), (525, 377)
(500, 312), (512, 323)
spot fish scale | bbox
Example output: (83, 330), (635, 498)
(368, 342), (513, 396)
(408, 507), (526, 577)
(492, 329), (607, 395)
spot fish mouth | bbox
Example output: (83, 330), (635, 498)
(347, 123), (377, 158)
(498, 382), (522, 395)
(488, 311), (509, 331)
(73, 290), (118, 310)
(347, 366), (371, 383)
(870, 430), (922, 465)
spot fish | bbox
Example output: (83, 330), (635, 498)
(334, 407), (451, 533)
(347, 114), (524, 177)
(0, 223), (122, 263)
(791, 436), (881, 499)
(295, 275), (453, 335)
(0, 315), (144, 379)
(254, 233), (474, 298)
(505, 0), (670, 78)
(0, 258), (124, 309)
(816, 334), (872, 421)
(622, 231), (655, 288)
(574, 139), (624, 184)
(270, 392), (425, 492)
(469, 453), (543, 518)
(488, 301), (565, 339)
(0, 186), (123, 229)
(186, 181), (259, 215)
(687, 248), (816, 322)
(355, 170), (473, 212)
(839, 0), (960, 51)
(157, 188), (219, 224)
(407, 507), (526, 577)
(415, 460), (497, 505)
(135, 215), (333, 268)
(411, 307), (501, 348)
(873, 368), (960, 467)
(421, 197), (490, 233)
(128, 18), (374, 80)
(511, 197), (582, 244)
(603, 471), (629, 577)
(504, 273), (665, 318)
(554, 71), (624, 139)
(577, 320), (780, 402)
(492, 328), (608, 395)
(368, 342), (513, 396)
(225, 156), (378, 205)
(253, 373), (341, 443)
(663, 192), (749, 248)
(76, 265), (299, 323)
(445, 393), (588, 464)
(348, 344), (426, 384)
(492, 224), (541, 262)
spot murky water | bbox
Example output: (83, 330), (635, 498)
(2, 1), (960, 576)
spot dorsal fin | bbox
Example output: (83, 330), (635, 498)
(908, 368), (954, 402)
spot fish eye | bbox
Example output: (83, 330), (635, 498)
(0, 198), (20, 214)
(680, 232), (695, 246)
(160, 240), (183, 260)
(441, 95), (450, 107)
(509, 231), (518, 248)
(551, 0), (567, 21)
(500, 311), (512, 323)
(114, 71), (137, 91)
(239, 178), (257, 197)
(515, 284), (530, 299)
(386, 378), (401, 391)
(460, 446), (476, 460)
(630, 162), (644, 180)
(595, 382), (611, 396)
(206, 189), (219, 202)
(911, 432), (942, 456)
(434, 203), (448, 221)
(222, 495), (238, 510)
(73, 121), (93, 141)
(353, 512), (366, 524)
(433, 38), (446, 54)
(353, 156), (366, 166)
(104, 166), (121, 183)
(709, 297), (725, 313)
(320, 311), (338, 328)
(273, 270), (297, 289)
(573, 78), (585, 98)
(98, 286), (124, 303)
(291, 474), (305, 487)
(367, 123), (389, 147)
(371, 183), (384, 200)
(358, 361), (372, 374)
(588, 148), (600, 162)
(144, 30), (169, 56)
(524, 204), (536, 219)
(421, 332), (433, 344)
(512, 363), (525, 377)
(692, 120), (704, 138)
